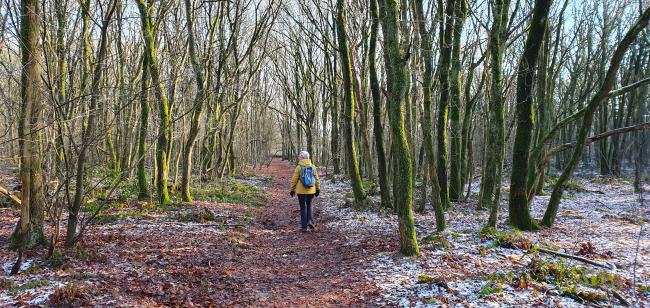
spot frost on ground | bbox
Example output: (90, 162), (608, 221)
(319, 176), (650, 307)
(0, 178), (267, 306)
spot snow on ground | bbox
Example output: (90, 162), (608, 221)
(0, 178), (269, 306)
(319, 176), (650, 307)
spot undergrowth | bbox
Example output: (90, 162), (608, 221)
(477, 227), (625, 305)
(547, 177), (585, 192)
(190, 179), (266, 207)
(8, 279), (49, 296)
(48, 283), (86, 306)
(174, 207), (222, 223)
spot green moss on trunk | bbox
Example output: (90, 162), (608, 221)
(137, 0), (171, 206)
(369, 0), (391, 209)
(436, 0), (456, 210)
(181, 0), (207, 202)
(336, 0), (367, 204)
(483, 0), (509, 228)
(137, 56), (150, 199)
(508, 0), (551, 231)
(448, 0), (467, 202)
(378, 0), (419, 256)
(413, 0), (445, 231)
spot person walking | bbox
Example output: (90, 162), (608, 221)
(290, 151), (320, 231)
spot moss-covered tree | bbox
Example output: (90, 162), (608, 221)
(378, 0), (419, 256)
(369, 0), (391, 209)
(542, 6), (650, 227)
(436, 0), (456, 209)
(448, 0), (468, 201)
(413, 0), (445, 231)
(507, 0), (552, 231)
(336, 0), (367, 205)
(136, 0), (172, 206)
(181, 0), (208, 202)
(137, 56), (150, 199)
(483, 0), (510, 228)
(10, 0), (48, 250)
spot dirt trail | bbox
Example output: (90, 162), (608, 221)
(0, 159), (381, 307)
(224, 159), (378, 307)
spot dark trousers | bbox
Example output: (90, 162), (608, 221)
(297, 194), (314, 228)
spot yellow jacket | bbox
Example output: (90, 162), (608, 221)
(290, 159), (320, 194)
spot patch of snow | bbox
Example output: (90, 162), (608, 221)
(2, 259), (33, 274)
(318, 175), (649, 307)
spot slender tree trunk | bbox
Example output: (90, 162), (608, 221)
(369, 0), (391, 209)
(436, 0), (456, 209)
(137, 0), (172, 206)
(137, 55), (150, 199)
(66, 0), (117, 246)
(484, 0), (510, 228)
(53, 0), (67, 176)
(448, 0), (467, 201)
(350, 50), (374, 179)
(507, 0), (552, 231)
(378, 0), (419, 256)
(413, 0), (444, 231)
(181, 0), (208, 202)
(329, 36), (341, 175)
(10, 0), (47, 250)
(543, 7), (650, 226)
(336, 0), (367, 205)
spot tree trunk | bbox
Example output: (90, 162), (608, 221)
(413, 0), (444, 231)
(542, 7), (650, 227)
(507, 0), (552, 231)
(484, 0), (510, 228)
(369, 0), (391, 209)
(137, 0), (172, 206)
(66, 0), (117, 247)
(10, 0), (47, 250)
(181, 0), (208, 202)
(137, 55), (151, 199)
(436, 0), (456, 209)
(448, 0), (467, 201)
(336, 0), (367, 205)
(378, 0), (419, 256)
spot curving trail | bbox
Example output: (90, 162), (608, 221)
(221, 159), (379, 307)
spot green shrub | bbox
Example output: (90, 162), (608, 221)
(119, 177), (140, 199)
(24, 262), (40, 274)
(9, 279), (49, 296)
(422, 234), (451, 250)
(0, 279), (15, 290)
(48, 283), (86, 306)
(478, 281), (503, 298)
(174, 208), (221, 223)
(547, 177), (585, 192)
(190, 180), (266, 207)
(48, 250), (65, 268)
(481, 227), (532, 250)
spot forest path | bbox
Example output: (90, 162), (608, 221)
(229, 159), (378, 307)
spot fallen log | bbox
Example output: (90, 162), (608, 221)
(0, 185), (21, 206)
(611, 289), (630, 307)
(537, 247), (616, 270)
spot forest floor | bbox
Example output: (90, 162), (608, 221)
(0, 159), (648, 307)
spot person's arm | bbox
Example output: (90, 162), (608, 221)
(290, 166), (300, 192)
(314, 166), (320, 190)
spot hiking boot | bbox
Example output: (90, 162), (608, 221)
(300, 227), (309, 232)
(307, 223), (315, 230)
